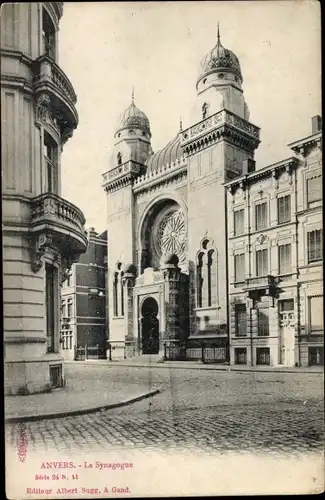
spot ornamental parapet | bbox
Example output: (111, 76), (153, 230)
(102, 160), (146, 193)
(180, 109), (260, 155)
(33, 55), (78, 144)
(30, 193), (87, 272)
(133, 156), (187, 193)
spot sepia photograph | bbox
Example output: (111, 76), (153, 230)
(2, 1), (324, 498)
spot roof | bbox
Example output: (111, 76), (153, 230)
(146, 132), (183, 174)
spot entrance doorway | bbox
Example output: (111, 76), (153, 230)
(141, 297), (159, 354)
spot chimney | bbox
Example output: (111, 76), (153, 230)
(312, 115), (322, 134)
(242, 158), (256, 175)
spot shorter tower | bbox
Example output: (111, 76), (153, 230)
(103, 97), (152, 359)
(109, 94), (153, 171)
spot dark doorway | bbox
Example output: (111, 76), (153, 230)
(141, 297), (159, 354)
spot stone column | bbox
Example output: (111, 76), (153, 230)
(160, 254), (181, 359)
(122, 265), (136, 358)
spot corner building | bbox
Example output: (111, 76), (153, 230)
(2, 3), (87, 394)
(103, 29), (323, 366)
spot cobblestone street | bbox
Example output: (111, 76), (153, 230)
(6, 365), (324, 457)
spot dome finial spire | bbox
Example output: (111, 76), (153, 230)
(217, 22), (220, 43)
(132, 85), (135, 104)
(179, 117), (183, 132)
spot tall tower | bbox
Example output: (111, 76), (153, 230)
(1, 3), (87, 394)
(181, 27), (260, 346)
(102, 97), (152, 358)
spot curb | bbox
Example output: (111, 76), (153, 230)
(65, 361), (323, 375)
(5, 388), (161, 424)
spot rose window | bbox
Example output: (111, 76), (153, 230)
(155, 209), (187, 265)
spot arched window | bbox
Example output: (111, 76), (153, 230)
(117, 152), (122, 166)
(202, 103), (209, 120)
(196, 252), (204, 308)
(196, 239), (216, 308)
(113, 272), (118, 316)
(42, 7), (56, 60)
(113, 262), (124, 317)
(120, 271), (124, 316)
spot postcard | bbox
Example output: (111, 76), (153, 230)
(2, 1), (323, 498)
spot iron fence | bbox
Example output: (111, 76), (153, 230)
(74, 344), (106, 361)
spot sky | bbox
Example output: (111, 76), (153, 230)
(58, 1), (321, 233)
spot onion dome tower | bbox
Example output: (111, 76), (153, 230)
(109, 90), (153, 170)
(194, 24), (250, 121)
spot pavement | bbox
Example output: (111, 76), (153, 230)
(5, 362), (160, 422)
(4, 358), (323, 422)
(5, 364), (324, 457)
(67, 356), (324, 374)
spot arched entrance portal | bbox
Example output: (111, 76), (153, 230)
(141, 297), (159, 354)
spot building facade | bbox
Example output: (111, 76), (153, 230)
(226, 116), (323, 367)
(2, 3), (87, 395)
(60, 228), (107, 360)
(102, 28), (322, 366)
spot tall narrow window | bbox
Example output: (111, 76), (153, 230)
(120, 271), (125, 316)
(234, 209), (245, 236)
(257, 307), (269, 336)
(113, 263), (124, 317)
(207, 250), (214, 307)
(278, 243), (292, 274)
(234, 253), (245, 282)
(235, 304), (247, 336)
(255, 202), (267, 230)
(113, 272), (118, 316)
(277, 195), (291, 224)
(307, 176), (322, 207)
(67, 299), (73, 318)
(307, 229), (322, 263)
(117, 152), (122, 166)
(46, 263), (56, 353)
(256, 249), (268, 276)
(196, 253), (203, 308)
(196, 240), (216, 308)
(44, 132), (57, 194)
(42, 7), (56, 60)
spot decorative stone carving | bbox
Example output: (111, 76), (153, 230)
(31, 233), (53, 273)
(285, 164), (293, 185)
(256, 233), (268, 245)
(272, 169), (279, 190)
(61, 125), (74, 146)
(36, 94), (60, 133)
(36, 94), (51, 122)
(43, 197), (57, 215)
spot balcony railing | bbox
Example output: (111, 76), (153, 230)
(243, 275), (278, 302)
(33, 55), (78, 134)
(31, 193), (87, 254)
